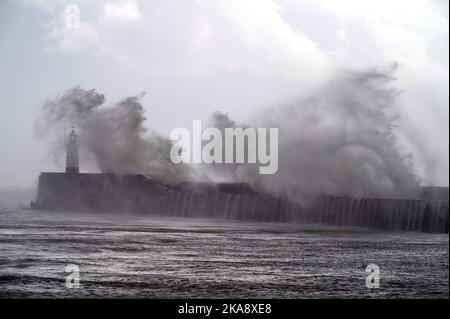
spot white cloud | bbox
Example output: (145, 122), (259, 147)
(323, 0), (429, 25)
(103, 1), (142, 20)
(184, 0), (331, 85)
(18, 0), (59, 15)
(47, 21), (100, 52)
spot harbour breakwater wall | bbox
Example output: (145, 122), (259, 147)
(33, 173), (449, 233)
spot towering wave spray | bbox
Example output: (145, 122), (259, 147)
(203, 65), (420, 200)
(34, 87), (192, 184)
(35, 65), (420, 201)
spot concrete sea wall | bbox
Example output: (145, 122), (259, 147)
(33, 173), (449, 233)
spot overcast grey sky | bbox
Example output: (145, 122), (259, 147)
(0, 0), (448, 188)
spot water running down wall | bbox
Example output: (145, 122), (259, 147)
(33, 173), (449, 233)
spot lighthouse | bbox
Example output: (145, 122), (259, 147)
(65, 128), (79, 174)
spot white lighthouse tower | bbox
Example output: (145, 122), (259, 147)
(65, 127), (79, 174)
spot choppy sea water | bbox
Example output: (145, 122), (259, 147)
(0, 209), (448, 298)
